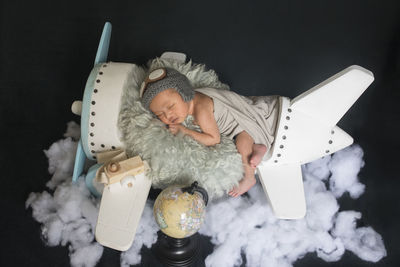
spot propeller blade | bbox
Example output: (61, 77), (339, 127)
(72, 140), (87, 182)
(94, 22), (112, 65)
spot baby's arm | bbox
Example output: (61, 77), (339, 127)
(171, 106), (220, 146)
(187, 109), (220, 146)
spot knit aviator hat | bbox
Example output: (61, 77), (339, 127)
(140, 67), (194, 110)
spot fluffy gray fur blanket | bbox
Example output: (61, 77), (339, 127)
(118, 58), (243, 199)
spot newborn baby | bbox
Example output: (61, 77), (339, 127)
(140, 68), (279, 197)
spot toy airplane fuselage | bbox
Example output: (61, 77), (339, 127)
(71, 22), (153, 251)
(71, 22), (374, 251)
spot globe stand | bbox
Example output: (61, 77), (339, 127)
(154, 231), (201, 267)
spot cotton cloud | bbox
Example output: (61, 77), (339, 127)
(26, 122), (386, 267)
(200, 147), (386, 267)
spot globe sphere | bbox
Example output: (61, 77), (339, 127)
(153, 184), (206, 239)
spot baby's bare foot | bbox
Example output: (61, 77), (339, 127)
(228, 176), (256, 197)
(249, 144), (267, 168)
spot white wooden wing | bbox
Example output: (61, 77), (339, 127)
(95, 166), (151, 251)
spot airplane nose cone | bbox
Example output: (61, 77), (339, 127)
(71, 100), (82, 115)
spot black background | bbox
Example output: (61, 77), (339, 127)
(1, 0), (399, 266)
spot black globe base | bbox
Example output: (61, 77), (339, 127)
(154, 231), (201, 267)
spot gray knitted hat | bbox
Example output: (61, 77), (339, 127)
(140, 67), (194, 110)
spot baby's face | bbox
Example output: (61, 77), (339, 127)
(149, 88), (191, 125)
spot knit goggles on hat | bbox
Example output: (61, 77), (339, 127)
(140, 67), (194, 110)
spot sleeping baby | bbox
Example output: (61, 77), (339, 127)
(140, 67), (279, 197)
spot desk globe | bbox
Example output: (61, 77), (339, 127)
(153, 182), (208, 266)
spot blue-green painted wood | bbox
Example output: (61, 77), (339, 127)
(72, 140), (86, 182)
(94, 22), (112, 65)
(85, 164), (103, 197)
(81, 64), (101, 160)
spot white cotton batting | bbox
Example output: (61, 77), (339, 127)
(328, 145), (366, 198)
(332, 211), (387, 262)
(26, 123), (386, 267)
(44, 136), (78, 189)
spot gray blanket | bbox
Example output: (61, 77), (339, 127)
(195, 88), (280, 149)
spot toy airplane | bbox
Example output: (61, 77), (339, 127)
(71, 21), (374, 251)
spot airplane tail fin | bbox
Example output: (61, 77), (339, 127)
(291, 65), (374, 127)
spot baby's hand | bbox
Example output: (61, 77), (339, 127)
(168, 124), (186, 135)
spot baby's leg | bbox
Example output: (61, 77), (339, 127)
(249, 144), (267, 168)
(229, 131), (257, 197)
